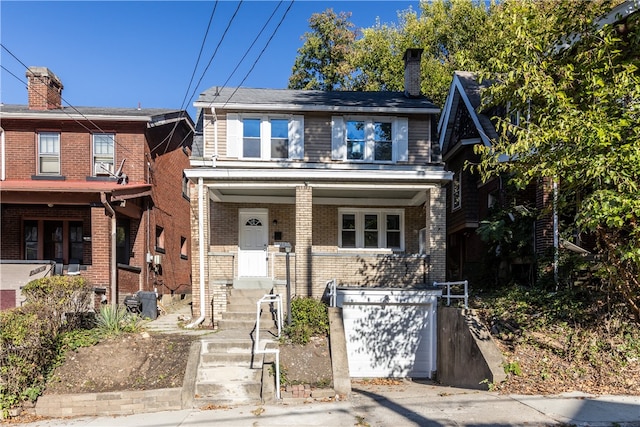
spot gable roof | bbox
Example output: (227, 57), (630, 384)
(437, 71), (498, 158)
(194, 87), (440, 114)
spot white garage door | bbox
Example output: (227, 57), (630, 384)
(337, 288), (440, 378)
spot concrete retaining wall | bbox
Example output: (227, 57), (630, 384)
(437, 306), (506, 390)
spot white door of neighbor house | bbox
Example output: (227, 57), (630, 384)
(338, 288), (440, 378)
(238, 210), (268, 277)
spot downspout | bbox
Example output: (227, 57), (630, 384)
(186, 176), (206, 328)
(101, 192), (117, 307)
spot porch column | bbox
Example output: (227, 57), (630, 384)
(190, 181), (213, 325)
(426, 186), (446, 283)
(295, 185), (312, 297)
(90, 206), (111, 302)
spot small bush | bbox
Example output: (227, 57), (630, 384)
(284, 297), (329, 345)
(22, 276), (94, 334)
(0, 306), (57, 417)
(96, 305), (142, 335)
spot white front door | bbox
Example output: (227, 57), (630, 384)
(238, 210), (269, 277)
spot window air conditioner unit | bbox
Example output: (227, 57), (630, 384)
(94, 162), (113, 176)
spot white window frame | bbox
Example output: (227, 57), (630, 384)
(226, 114), (304, 161)
(332, 116), (408, 163)
(38, 132), (60, 175)
(452, 169), (462, 211)
(338, 208), (405, 251)
(92, 133), (115, 176)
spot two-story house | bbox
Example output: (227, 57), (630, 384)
(185, 49), (452, 327)
(0, 67), (194, 309)
(438, 71), (543, 284)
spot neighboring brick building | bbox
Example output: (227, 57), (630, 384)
(185, 49), (452, 326)
(0, 67), (194, 309)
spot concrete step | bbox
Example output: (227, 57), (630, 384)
(194, 365), (263, 405)
(222, 310), (277, 322)
(232, 278), (273, 289)
(201, 353), (255, 366)
(204, 339), (253, 353)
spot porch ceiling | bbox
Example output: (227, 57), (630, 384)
(208, 186), (428, 206)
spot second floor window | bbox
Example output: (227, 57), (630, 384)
(155, 226), (165, 253)
(332, 116), (408, 163)
(227, 114), (304, 161)
(93, 133), (115, 176)
(38, 132), (60, 174)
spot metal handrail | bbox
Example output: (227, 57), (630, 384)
(254, 294), (283, 400)
(324, 278), (337, 307)
(433, 280), (469, 309)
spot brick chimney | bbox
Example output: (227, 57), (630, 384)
(26, 67), (63, 110)
(403, 48), (423, 98)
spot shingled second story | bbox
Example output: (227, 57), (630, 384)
(190, 49), (442, 171)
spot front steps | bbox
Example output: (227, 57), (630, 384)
(192, 288), (280, 407)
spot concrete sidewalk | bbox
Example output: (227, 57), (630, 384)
(17, 380), (640, 426)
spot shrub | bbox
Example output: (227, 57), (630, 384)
(0, 306), (57, 417)
(284, 297), (329, 345)
(22, 276), (94, 334)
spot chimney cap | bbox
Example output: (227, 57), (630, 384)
(26, 66), (64, 89)
(403, 48), (424, 61)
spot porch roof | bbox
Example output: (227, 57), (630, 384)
(185, 167), (452, 207)
(0, 179), (152, 205)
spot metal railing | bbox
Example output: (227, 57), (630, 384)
(254, 294), (283, 400)
(324, 278), (337, 307)
(433, 280), (469, 309)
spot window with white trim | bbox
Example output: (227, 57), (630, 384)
(226, 114), (304, 161)
(93, 133), (115, 176)
(338, 209), (404, 250)
(452, 169), (462, 211)
(332, 116), (408, 163)
(38, 132), (60, 174)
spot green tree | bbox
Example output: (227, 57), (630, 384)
(351, 0), (492, 106)
(288, 9), (357, 90)
(475, 0), (640, 320)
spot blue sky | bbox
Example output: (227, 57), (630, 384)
(1, 1), (419, 117)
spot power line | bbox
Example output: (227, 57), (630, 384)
(222, 0), (295, 109)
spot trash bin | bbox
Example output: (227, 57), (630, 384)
(124, 295), (141, 314)
(137, 291), (158, 319)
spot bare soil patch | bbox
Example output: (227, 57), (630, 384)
(44, 333), (196, 394)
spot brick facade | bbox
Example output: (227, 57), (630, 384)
(0, 67), (193, 310)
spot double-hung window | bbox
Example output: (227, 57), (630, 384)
(93, 133), (115, 176)
(339, 209), (404, 250)
(227, 114), (304, 161)
(332, 116), (408, 163)
(38, 132), (60, 174)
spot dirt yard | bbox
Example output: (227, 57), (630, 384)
(43, 332), (332, 395)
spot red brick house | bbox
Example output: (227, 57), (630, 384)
(185, 49), (452, 327)
(0, 67), (194, 309)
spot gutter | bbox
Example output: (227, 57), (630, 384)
(186, 177), (206, 328)
(101, 192), (118, 306)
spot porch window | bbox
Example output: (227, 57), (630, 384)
(69, 222), (84, 262)
(116, 219), (130, 264)
(339, 209), (404, 250)
(24, 220), (38, 260)
(93, 133), (115, 176)
(38, 132), (60, 174)
(23, 220), (85, 263)
(226, 114), (304, 160)
(332, 116), (408, 163)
